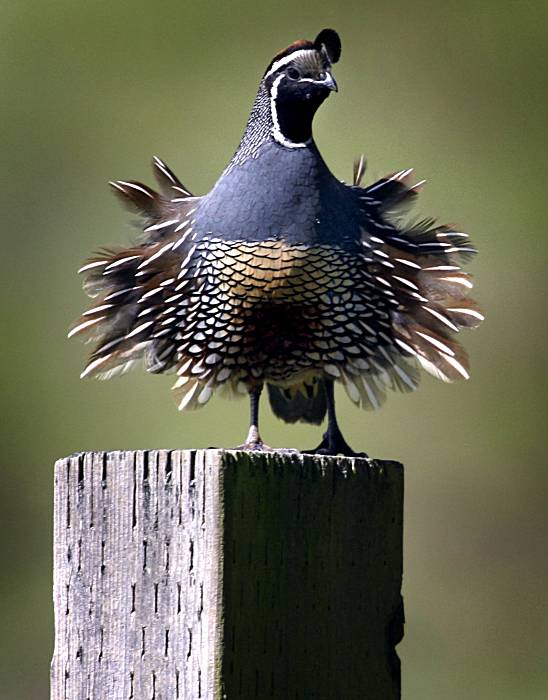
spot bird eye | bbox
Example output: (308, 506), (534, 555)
(286, 67), (301, 80)
(318, 71), (327, 81)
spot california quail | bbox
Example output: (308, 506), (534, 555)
(69, 29), (483, 455)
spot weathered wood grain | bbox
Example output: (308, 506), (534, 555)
(51, 450), (403, 699)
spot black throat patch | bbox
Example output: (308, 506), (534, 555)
(271, 77), (328, 146)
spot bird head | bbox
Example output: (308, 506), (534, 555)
(262, 29), (341, 147)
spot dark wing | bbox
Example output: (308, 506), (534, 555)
(69, 157), (202, 379)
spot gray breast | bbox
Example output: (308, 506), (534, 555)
(191, 141), (361, 246)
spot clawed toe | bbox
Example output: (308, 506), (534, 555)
(302, 428), (367, 458)
(303, 446), (368, 458)
(235, 444), (301, 454)
(235, 440), (273, 452)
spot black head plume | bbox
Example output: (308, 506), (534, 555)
(314, 29), (341, 65)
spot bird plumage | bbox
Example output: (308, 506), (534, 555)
(69, 29), (483, 454)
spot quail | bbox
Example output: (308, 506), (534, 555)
(69, 29), (483, 455)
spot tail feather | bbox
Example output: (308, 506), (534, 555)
(267, 378), (327, 425)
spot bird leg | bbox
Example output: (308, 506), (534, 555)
(304, 379), (367, 457)
(236, 385), (272, 451)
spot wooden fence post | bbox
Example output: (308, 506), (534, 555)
(51, 449), (404, 699)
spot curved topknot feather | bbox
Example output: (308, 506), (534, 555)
(314, 28), (341, 64)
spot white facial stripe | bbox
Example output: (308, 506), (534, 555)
(264, 49), (316, 80)
(269, 73), (310, 149)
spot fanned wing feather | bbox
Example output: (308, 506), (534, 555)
(348, 158), (483, 396)
(70, 152), (483, 418)
(152, 156), (193, 198)
(70, 159), (201, 380)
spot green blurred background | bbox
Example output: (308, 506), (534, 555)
(2, 1), (546, 698)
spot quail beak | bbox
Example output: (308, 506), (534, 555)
(323, 72), (338, 92)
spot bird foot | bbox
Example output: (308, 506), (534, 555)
(235, 424), (273, 451)
(302, 428), (367, 458)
